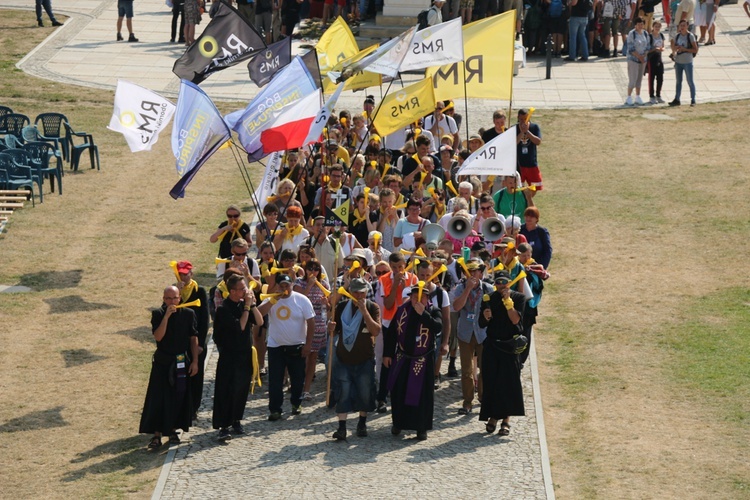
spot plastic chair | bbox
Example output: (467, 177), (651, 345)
(0, 106), (13, 133)
(24, 141), (63, 195)
(2, 113), (30, 145)
(64, 122), (100, 171)
(0, 153), (35, 207)
(4, 148), (43, 203)
(35, 112), (69, 162)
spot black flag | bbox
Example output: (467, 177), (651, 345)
(173, 2), (266, 84)
(247, 37), (292, 87)
(301, 49), (322, 90)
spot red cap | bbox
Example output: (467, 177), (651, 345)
(176, 260), (193, 274)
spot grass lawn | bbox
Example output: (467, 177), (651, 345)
(1, 8), (749, 499)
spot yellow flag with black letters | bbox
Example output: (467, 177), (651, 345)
(425, 11), (515, 101)
(372, 78), (436, 137)
(316, 17), (359, 77)
(324, 44), (382, 94)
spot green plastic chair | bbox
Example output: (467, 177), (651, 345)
(35, 113), (69, 162)
(64, 121), (100, 171)
(24, 141), (63, 195)
(0, 152), (36, 207)
(4, 148), (43, 203)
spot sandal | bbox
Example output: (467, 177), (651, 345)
(169, 433), (181, 444)
(148, 436), (162, 449)
(485, 420), (497, 434)
(499, 422), (511, 436)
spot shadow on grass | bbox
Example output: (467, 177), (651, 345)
(61, 348), (107, 368)
(113, 326), (154, 343)
(62, 435), (166, 483)
(44, 295), (116, 313)
(19, 269), (83, 290)
(155, 233), (195, 243)
(0, 406), (68, 433)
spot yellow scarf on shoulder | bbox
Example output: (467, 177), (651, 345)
(180, 279), (198, 302)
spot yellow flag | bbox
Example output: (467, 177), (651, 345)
(316, 17), (359, 77)
(372, 78), (436, 137)
(425, 11), (516, 101)
(330, 199), (350, 225)
(325, 44), (382, 93)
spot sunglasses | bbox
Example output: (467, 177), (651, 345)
(227, 213), (240, 218)
(481, 206), (493, 211)
(233, 251), (247, 257)
(376, 270), (389, 276)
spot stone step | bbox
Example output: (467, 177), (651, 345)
(375, 14), (418, 26)
(358, 23), (409, 40)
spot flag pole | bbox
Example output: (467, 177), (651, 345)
(462, 63), (470, 147)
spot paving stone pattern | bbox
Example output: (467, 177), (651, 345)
(157, 339), (547, 499)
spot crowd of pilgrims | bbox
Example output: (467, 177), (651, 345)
(139, 98), (553, 448)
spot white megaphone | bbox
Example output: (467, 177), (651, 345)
(422, 223), (446, 251)
(447, 215), (472, 240)
(481, 216), (507, 242)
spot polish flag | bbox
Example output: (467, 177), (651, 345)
(259, 90), (322, 155)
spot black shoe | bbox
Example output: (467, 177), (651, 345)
(268, 412), (282, 421)
(391, 426), (401, 436)
(579, 57), (588, 61)
(218, 428), (232, 441)
(117, 32), (123, 41)
(169, 433), (181, 444)
(52, 20), (63, 26)
(332, 429), (347, 441)
(563, 56), (576, 61)
(38, 20), (44, 27)
(170, 37), (175, 42)
(178, 38), (185, 43)
(376, 401), (387, 413)
(128, 33), (139, 42)
(148, 436), (162, 449)
(690, 100), (696, 107)
(291, 405), (302, 415)
(356, 424), (368, 437)
(231, 422), (245, 435)
(446, 364), (458, 378)
(668, 99), (680, 107)
(458, 406), (472, 415)
(416, 431), (428, 441)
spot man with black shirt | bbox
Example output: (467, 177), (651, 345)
(212, 274), (264, 441)
(481, 110), (508, 144)
(516, 109), (543, 195)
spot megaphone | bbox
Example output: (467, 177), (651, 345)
(175, 299), (201, 309)
(447, 215), (472, 240)
(481, 217), (506, 242)
(422, 223), (446, 251)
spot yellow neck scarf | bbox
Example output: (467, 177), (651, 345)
(218, 220), (243, 243)
(286, 224), (303, 241)
(180, 279), (198, 302)
(353, 208), (368, 225)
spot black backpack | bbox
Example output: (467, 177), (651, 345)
(417, 8), (431, 31)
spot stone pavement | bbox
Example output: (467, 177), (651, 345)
(153, 337), (552, 499)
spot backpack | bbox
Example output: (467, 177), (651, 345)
(417, 8), (431, 30)
(548, 0), (564, 18)
(677, 32), (698, 57)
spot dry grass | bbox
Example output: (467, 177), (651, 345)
(1, 8), (749, 499)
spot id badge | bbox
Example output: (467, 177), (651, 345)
(177, 362), (185, 369)
(467, 313), (476, 321)
(521, 146), (528, 155)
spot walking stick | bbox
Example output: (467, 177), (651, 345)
(325, 325), (335, 406)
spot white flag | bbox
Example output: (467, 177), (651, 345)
(254, 151), (282, 210)
(400, 18), (464, 72)
(342, 27), (416, 78)
(107, 80), (175, 152)
(304, 83), (344, 146)
(456, 127), (516, 176)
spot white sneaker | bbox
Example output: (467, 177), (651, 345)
(634, 96), (644, 105)
(625, 96), (634, 106)
(649, 97), (657, 104)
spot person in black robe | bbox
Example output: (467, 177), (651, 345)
(212, 274), (263, 441)
(383, 283), (442, 440)
(139, 286), (200, 449)
(175, 260), (210, 419)
(478, 271), (527, 437)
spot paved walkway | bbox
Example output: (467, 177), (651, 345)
(4, 1), (749, 498)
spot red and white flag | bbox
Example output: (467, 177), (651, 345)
(259, 90), (322, 155)
(303, 83), (344, 145)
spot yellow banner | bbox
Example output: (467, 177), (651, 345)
(425, 11), (515, 101)
(316, 17), (359, 77)
(372, 78), (436, 137)
(325, 44), (383, 94)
